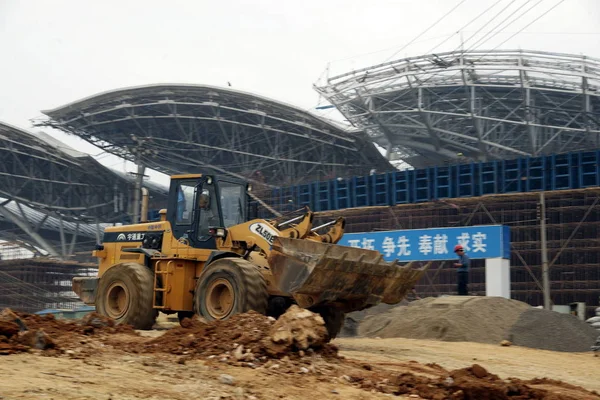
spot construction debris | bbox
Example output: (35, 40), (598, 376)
(0, 307), (599, 399)
(0, 308), (137, 355)
(139, 306), (335, 363)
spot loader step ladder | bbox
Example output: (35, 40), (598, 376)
(153, 260), (170, 309)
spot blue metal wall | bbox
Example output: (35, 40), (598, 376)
(270, 150), (600, 212)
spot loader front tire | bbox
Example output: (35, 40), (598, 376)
(312, 306), (345, 340)
(194, 258), (268, 321)
(96, 263), (157, 330)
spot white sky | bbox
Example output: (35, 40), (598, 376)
(0, 0), (599, 186)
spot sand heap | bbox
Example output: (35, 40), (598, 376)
(341, 301), (407, 337)
(359, 296), (529, 344)
(508, 308), (598, 352)
(357, 296), (599, 352)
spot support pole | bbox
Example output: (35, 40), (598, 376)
(132, 163), (145, 224)
(539, 192), (551, 310)
(140, 188), (149, 223)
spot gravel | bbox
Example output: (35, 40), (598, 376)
(508, 308), (599, 352)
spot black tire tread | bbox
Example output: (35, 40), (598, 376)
(97, 263), (157, 330)
(230, 258), (269, 315)
(313, 306), (345, 340)
(194, 257), (268, 319)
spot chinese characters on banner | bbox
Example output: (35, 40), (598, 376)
(339, 225), (510, 262)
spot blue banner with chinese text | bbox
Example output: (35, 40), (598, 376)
(339, 225), (510, 262)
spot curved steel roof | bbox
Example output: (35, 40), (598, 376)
(0, 121), (167, 222)
(40, 84), (393, 185)
(316, 49), (600, 168)
(0, 121), (168, 258)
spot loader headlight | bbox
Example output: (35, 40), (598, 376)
(142, 233), (163, 250)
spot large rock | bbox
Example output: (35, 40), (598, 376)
(263, 305), (328, 356)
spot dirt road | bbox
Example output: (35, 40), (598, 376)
(1, 335), (598, 400)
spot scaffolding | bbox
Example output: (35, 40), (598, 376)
(310, 188), (600, 318)
(0, 257), (97, 313)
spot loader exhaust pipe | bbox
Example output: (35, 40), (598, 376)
(140, 187), (149, 223)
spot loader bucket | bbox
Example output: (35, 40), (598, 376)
(268, 236), (426, 313)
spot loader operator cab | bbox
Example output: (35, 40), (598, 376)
(168, 174), (248, 249)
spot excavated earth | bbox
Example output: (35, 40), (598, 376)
(1, 305), (599, 400)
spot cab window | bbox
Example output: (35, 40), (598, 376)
(219, 181), (246, 227)
(175, 181), (196, 224)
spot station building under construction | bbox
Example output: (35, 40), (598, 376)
(1, 49), (600, 316)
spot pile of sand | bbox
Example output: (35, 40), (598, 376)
(508, 309), (599, 352)
(359, 296), (530, 345)
(341, 301), (407, 337)
(356, 296), (599, 352)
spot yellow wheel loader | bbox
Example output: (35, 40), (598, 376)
(73, 174), (424, 339)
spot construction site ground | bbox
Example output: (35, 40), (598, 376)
(1, 328), (599, 399)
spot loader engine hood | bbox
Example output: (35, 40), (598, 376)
(267, 236), (426, 313)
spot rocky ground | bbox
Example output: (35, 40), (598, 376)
(1, 307), (599, 400)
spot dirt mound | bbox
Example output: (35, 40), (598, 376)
(508, 309), (599, 352)
(138, 306), (336, 363)
(0, 309), (137, 355)
(343, 362), (597, 400)
(359, 296), (530, 345)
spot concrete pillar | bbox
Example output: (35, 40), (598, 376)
(485, 257), (511, 299)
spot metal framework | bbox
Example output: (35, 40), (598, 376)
(0, 257), (97, 313)
(316, 50), (600, 168)
(0, 121), (168, 259)
(312, 188), (600, 318)
(38, 84), (393, 186)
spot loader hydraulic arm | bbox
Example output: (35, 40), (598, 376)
(224, 213), (314, 256)
(306, 217), (345, 244)
(221, 211), (345, 257)
(274, 212), (314, 239)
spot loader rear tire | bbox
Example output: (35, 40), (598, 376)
(312, 306), (345, 340)
(96, 263), (157, 330)
(194, 257), (268, 321)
